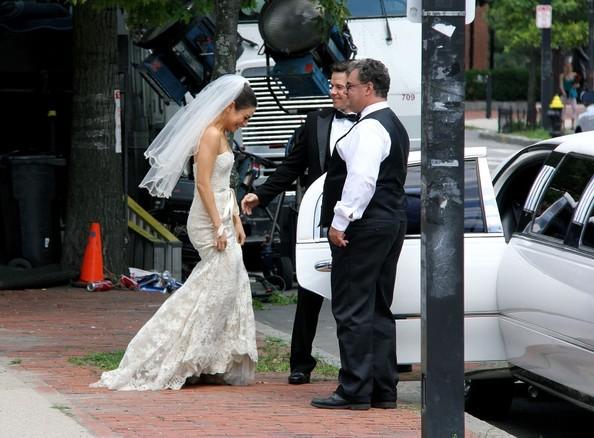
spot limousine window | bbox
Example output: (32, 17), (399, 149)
(404, 160), (485, 235)
(581, 204), (594, 251)
(531, 155), (594, 241)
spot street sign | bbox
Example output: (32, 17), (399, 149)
(536, 4), (552, 29)
(406, 0), (475, 24)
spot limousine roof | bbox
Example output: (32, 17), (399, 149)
(534, 130), (594, 156)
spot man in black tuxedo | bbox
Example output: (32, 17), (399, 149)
(312, 59), (409, 410)
(241, 62), (356, 385)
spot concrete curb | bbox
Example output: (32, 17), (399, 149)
(478, 131), (536, 147)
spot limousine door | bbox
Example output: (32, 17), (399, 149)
(497, 150), (594, 397)
(296, 149), (507, 364)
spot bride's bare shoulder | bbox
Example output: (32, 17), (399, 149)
(199, 126), (223, 150)
(202, 125), (223, 141)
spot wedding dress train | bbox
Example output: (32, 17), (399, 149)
(92, 151), (257, 390)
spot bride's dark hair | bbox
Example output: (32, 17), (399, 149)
(234, 83), (257, 110)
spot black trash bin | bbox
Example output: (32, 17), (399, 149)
(5, 155), (66, 268)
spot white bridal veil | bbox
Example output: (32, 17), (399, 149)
(139, 74), (249, 198)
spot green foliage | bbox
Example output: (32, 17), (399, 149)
(252, 298), (265, 310)
(256, 337), (339, 377)
(318, 0), (351, 35)
(511, 127), (550, 140)
(253, 290), (298, 309)
(68, 339), (339, 378)
(466, 67), (536, 101)
(488, 0), (588, 53)
(69, 1), (255, 29)
(465, 69), (489, 100)
(69, 0), (201, 28)
(267, 290), (298, 305)
(256, 337), (291, 373)
(69, 351), (124, 370)
(69, 0), (347, 31)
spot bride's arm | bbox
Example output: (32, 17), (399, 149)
(195, 127), (226, 247)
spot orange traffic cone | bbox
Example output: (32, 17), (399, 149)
(79, 222), (104, 283)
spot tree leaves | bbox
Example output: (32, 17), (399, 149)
(69, 0), (349, 31)
(488, 0), (588, 53)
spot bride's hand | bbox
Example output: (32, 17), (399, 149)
(235, 221), (246, 246)
(214, 225), (227, 251)
(214, 234), (227, 251)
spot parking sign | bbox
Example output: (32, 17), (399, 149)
(536, 4), (552, 29)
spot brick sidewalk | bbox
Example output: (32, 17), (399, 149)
(0, 287), (479, 437)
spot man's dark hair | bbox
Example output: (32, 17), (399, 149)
(234, 83), (258, 110)
(331, 61), (351, 74)
(349, 59), (390, 98)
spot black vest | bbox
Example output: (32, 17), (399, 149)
(320, 107), (410, 228)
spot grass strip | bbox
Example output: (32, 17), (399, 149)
(70, 337), (339, 378)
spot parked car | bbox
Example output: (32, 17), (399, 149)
(295, 135), (594, 417)
(574, 91), (594, 133)
(575, 104), (594, 133)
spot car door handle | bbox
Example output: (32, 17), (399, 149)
(314, 260), (332, 272)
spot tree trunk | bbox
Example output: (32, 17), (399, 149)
(212, 0), (242, 78)
(62, 4), (127, 276)
(527, 50), (538, 128)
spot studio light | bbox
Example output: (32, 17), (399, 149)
(259, 0), (356, 97)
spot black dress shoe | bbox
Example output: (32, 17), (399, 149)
(311, 392), (370, 410)
(371, 400), (397, 409)
(288, 371), (310, 384)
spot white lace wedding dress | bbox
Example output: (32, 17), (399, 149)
(92, 151), (257, 390)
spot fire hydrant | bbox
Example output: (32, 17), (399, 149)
(547, 95), (564, 137)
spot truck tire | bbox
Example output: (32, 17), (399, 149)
(8, 258), (33, 270)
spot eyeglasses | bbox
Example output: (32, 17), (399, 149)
(329, 84), (347, 91)
(346, 82), (368, 91)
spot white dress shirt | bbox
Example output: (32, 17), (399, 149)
(329, 112), (356, 155)
(331, 101), (391, 231)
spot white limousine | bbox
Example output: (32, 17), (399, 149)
(295, 133), (594, 417)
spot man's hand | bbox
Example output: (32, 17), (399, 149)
(328, 226), (349, 247)
(241, 193), (260, 215)
(234, 220), (246, 246)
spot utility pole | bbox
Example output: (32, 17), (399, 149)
(538, 1), (553, 129)
(420, 0), (466, 436)
(586, 0), (594, 91)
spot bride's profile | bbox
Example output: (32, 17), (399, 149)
(91, 74), (258, 390)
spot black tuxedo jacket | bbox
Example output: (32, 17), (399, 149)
(255, 107), (335, 207)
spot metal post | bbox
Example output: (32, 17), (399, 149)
(486, 74), (492, 119)
(586, 0), (594, 91)
(421, 0), (465, 436)
(541, 0), (552, 130)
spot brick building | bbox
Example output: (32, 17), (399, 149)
(465, 3), (491, 70)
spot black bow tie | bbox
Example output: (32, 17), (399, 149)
(335, 111), (359, 122)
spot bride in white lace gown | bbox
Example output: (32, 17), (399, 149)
(92, 75), (258, 390)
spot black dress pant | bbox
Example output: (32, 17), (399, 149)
(330, 218), (406, 403)
(289, 285), (324, 373)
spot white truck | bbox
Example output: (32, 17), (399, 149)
(234, 0), (422, 168)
